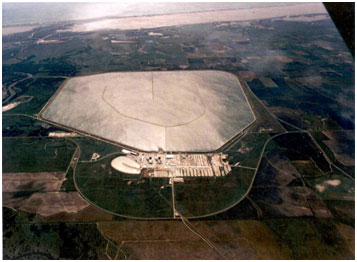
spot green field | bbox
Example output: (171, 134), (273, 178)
(225, 132), (271, 168)
(75, 157), (174, 218)
(75, 156), (256, 218)
(3, 208), (108, 260)
(304, 169), (355, 200)
(71, 137), (123, 161)
(5, 77), (66, 115)
(263, 218), (353, 259)
(3, 115), (65, 137)
(311, 131), (354, 177)
(174, 167), (255, 218)
(3, 137), (76, 173)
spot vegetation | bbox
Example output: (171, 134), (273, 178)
(3, 114), (64, 137)
(75, 158), (173, 218)
(5, 77), (66, 115)
(175, 167), (255, 217)
(3, 208), (108, 259)
(3, 137), (76, 173)
(2, 6), (354, 260)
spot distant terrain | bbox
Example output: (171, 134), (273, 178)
(2, 3), (354, 260)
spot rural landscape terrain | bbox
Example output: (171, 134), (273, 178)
(2, 2), (355, 259)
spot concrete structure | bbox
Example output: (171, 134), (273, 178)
(111, 156), (142, 174)
(137, 152), (231, 178)
(41, 70), (255, 152)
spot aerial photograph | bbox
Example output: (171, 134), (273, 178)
(2, 2), (355, 260)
